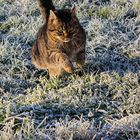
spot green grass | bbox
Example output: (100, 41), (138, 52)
(0, 0), (140, 140)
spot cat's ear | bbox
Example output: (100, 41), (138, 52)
(71, 4), (76, 14)
(49, 10), (57, 21)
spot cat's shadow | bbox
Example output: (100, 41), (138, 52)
(75, 51), (140, 78)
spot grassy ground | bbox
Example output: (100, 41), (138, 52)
(0, 0), (140, 139)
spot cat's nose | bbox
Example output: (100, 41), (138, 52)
(63, 31), (68, 37)
(63, 31), (70, 42)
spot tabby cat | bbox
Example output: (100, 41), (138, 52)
(31, 0), (86, 78)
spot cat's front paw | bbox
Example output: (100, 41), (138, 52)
(62, 59), (74, 73)
(64, 65), (74, 73)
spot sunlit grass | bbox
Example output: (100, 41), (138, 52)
(0, 0), (140, 139)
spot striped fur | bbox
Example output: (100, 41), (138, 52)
(31, 0), (86, 78)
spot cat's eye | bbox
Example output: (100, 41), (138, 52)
(69, 29), (74, 34)
(48, 29), (55, 32)
(58, 29), (63, 33)
(58, 29), (63, 34)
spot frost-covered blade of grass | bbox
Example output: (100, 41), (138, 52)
(0, 0), (140, 140)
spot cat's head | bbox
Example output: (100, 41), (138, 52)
(47, 6), (79, 43)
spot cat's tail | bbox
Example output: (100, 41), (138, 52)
(37, 0), (55, 19)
